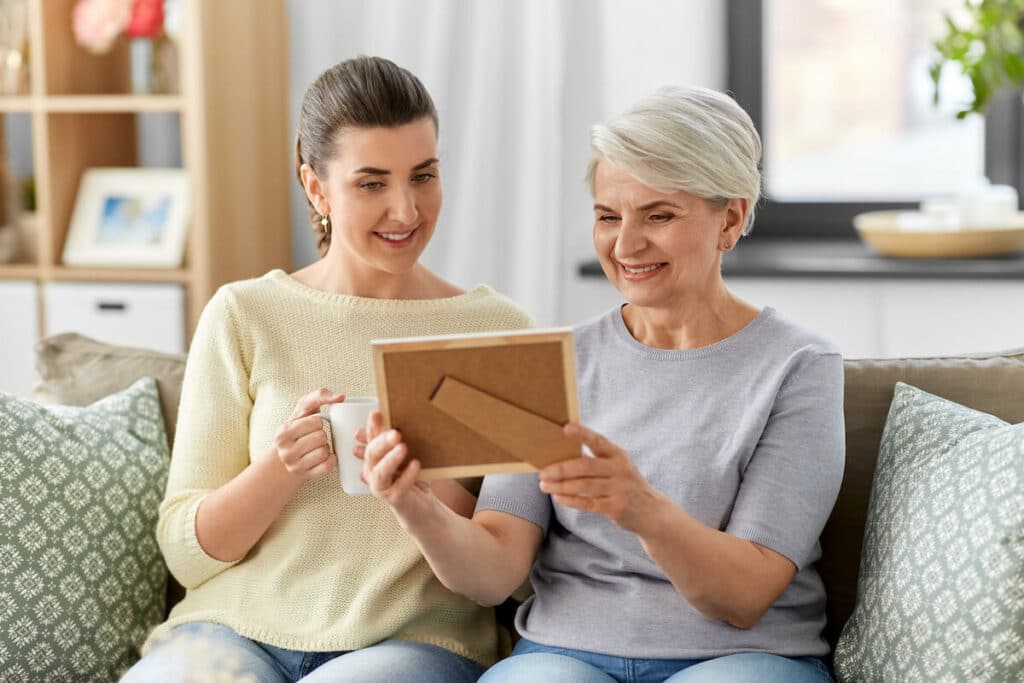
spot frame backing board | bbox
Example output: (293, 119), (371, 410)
(371, 329), (580, 479)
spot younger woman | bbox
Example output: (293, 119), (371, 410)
(123, 56), (531, 683)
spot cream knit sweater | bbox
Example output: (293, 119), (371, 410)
(146, 270), (533, 665)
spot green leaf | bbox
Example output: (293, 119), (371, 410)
(1003, 52), (1024, 79)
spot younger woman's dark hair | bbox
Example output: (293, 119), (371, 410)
(295, 56), (439, 256)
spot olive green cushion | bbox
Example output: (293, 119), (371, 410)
(0, 378), (170, 681)
(33, 333), (186, 448)
(833, 382), (1024, 682)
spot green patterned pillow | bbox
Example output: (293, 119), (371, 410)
(834, 382), (1024, 682)
(0, 378), (170, 682)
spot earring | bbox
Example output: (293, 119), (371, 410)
(320, 214), (331, 234)
(723, 242), (732, 249)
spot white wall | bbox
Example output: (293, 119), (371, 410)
(560, 0), (727, 323)
(285, 0), (727, 324)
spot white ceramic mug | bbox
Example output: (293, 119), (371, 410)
(325, 398), (378, 495)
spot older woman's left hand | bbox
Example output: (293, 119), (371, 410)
(539, 423), (667, 534)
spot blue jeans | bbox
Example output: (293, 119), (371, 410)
(478, 637), (833, 683)
(120, 622), (485, 682)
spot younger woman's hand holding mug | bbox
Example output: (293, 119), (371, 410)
(274, 388), (345, 482)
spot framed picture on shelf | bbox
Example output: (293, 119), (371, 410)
(63, 168), (189, 268)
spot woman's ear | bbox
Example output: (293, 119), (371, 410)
(300, 163), (328, 214)
(720, 198), (748, 251)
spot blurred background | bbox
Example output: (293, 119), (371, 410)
(1, 0), (1023, 396)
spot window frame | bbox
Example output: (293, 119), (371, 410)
(726, 0), (1023, 239)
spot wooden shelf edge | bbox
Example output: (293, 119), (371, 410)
(45, 95), (184, 113)
(0, 264), (43, 279)
(49, 266), (190, 283)
(0, 97), (35, 113)
(0, 95), (184, 113)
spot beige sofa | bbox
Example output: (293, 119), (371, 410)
(33, 334), (1024, 669)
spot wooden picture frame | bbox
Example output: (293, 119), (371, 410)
(63, 168), (190, 269)
(371, 328), (580, 479)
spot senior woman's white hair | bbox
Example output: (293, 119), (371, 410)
(586, 85), (763, 235)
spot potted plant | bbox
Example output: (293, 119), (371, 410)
(931, 0), (1024, 117)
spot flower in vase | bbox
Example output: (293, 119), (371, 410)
(125, 0), (165, 39)
(72, 0), (132, 54)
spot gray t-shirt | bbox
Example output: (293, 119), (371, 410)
(476, 306), (845, 659)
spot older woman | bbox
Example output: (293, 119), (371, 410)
(361, 86), (843, 683)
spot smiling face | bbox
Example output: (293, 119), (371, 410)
(309, 118), (441, 275)
(592, 161), (745, 309)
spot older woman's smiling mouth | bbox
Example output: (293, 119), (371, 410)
(619, 261), (667, 279)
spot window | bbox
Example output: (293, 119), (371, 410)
(728, 0), (1022, 237)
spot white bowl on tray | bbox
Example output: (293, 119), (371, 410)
(853, 211), (1024, 259)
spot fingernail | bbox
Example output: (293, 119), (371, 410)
(387, 430), (399, 444)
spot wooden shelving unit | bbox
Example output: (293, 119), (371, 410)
(0, 0), (292, 342)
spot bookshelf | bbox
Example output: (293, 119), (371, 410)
(0, 0), (291, 343)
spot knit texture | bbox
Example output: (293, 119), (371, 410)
(145, 270), (534, 665)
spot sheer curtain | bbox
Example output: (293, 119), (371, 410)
(288, 0), (569, 324)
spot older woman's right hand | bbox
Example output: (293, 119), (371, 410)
(356, 411), (432, 514)
(274, 388), (345, 481)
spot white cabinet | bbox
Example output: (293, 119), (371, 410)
(0, 281), (40, 396)
(567, 276), (1024, 358)
(727, 279), (884, 359)
(734, 278), (1024, 358)
(880, 281), (1024, 357)
(43, 282), (185, 355)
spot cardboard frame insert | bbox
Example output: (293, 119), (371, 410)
(371, 328), (580, 479)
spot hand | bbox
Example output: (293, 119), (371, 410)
(273, 388), (345, 482)
(539, 423), (666, 533)
(356, 411), (433, 516)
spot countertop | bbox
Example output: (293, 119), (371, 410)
(577, 239), (1024, 280)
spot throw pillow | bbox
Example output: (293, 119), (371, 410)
(33, 333), (186, 446)
(834, 382), (1024, 682)
(821, 348), (1024, 649)
(0, 378), (170, 682)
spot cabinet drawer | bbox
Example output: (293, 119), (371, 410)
(44, 282), (185, 354)
(0, 280), (40, 396)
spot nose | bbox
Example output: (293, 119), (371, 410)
(389, 187), (419, 226)
(613, 216), (646, 261)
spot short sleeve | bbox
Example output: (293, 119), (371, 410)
(726, 352), (845, 570)
(476, 472), (553, 532)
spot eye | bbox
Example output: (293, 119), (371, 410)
(360, 181), (384, 191)
(412, 173), (436, 184)
(648, 213), (673, 223)
(597, 214), (620, 224)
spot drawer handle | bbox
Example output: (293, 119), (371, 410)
(96, 301), (128, 312)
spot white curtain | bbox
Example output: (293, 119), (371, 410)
(289, 0), (567, 324)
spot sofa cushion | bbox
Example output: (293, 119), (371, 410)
(0, 378), (170, 682)
(833, 382), (1024, 682)
(33, 333), (186, 447)
(821, 347), (1024, 650)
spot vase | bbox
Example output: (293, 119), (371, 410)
(129, 35), (178, 95)
(16, 211), (37, 263)
(129, 37), (155, 94)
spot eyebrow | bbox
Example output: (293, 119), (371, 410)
(352, 158), (440, 176)
(593, 201), (684, 212)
